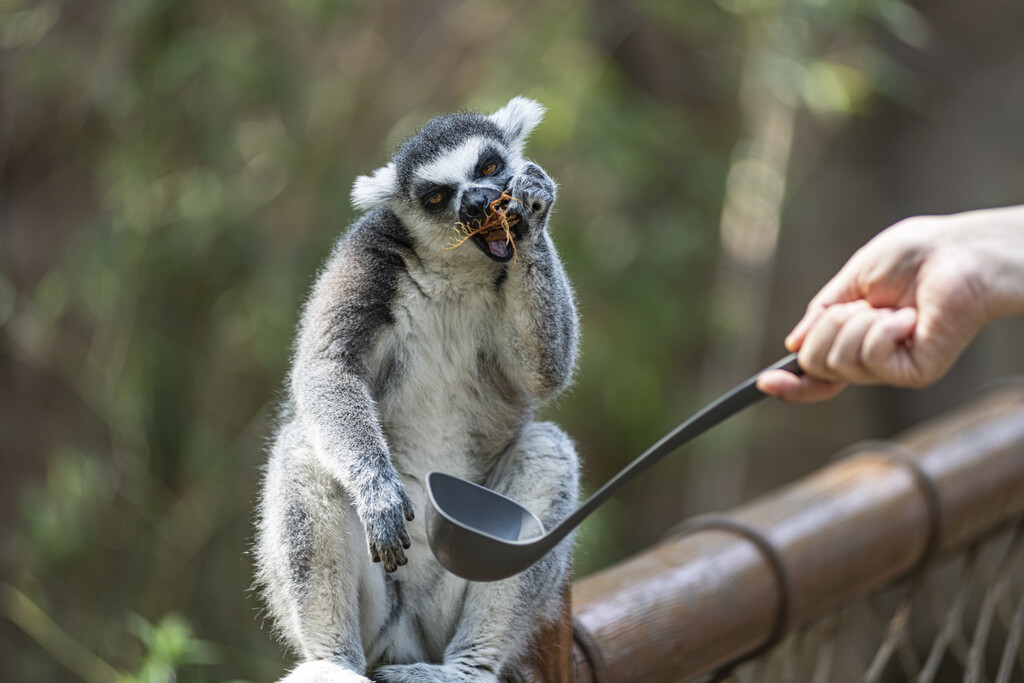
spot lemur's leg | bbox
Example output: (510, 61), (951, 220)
(257, 420), (385, 683)
(374, 421), (579, 683)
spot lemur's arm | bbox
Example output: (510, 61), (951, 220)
(290, 219), (414, 573)
(500, 163), (580, 399)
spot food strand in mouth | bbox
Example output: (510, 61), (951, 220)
(445, 191), (521, 265)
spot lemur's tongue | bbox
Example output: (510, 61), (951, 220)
(487, 239), (510, 259)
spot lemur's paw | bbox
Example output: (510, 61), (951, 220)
(363, 484), (415, 573)
(374, 662), (499, 683)
(279, 659), (371, 683)
(508, 162), (556, 228)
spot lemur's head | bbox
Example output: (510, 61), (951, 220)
(351, 97), (546, 263)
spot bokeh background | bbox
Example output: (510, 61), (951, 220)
(2, 0), (1023, 680)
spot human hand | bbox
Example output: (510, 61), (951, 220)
(758, 205), (1024, 403)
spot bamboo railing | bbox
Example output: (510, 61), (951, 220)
(517, 380), (1024, 682)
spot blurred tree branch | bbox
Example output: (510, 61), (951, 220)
(1, 581), (126, 683)
(686, 8), (798, 514)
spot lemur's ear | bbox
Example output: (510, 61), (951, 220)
(351, 163), (397, 211)
(490, 97), (545, 147)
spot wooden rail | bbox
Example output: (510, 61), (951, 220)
(516, 380), (1024, 682)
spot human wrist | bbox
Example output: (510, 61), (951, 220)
(967, 206), (1024, 320)
(982, 247), (1024, 320)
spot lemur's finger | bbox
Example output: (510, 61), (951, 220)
(396, 490), (415, 522)
(384, 548), (407, 573)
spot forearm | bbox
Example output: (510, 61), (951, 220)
(502, 232), (579, 398)
(291, 356), (401, 501)
(957, 204), (1024, 321)
(290, 347), (413, 571)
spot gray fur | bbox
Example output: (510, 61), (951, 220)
(255, 97), (580, 683)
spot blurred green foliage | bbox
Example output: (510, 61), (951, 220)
(120, 613), (219, 683)
(1, 0), (937, 679)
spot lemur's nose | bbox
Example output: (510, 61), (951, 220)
(460, 187), (499, 224)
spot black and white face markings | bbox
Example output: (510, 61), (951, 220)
(407, 139), (524, 262)
(410, 141), (512, 219)
(350, 97), (547, 262)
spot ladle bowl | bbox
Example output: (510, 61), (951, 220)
(425, 473), (549, 582)
(426, 352), (802, 582)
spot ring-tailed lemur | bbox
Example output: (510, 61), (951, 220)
(255, 97), (580, 683)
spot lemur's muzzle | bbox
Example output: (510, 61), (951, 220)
(459, 187), (501, 226)
(452, 185), (523, 263)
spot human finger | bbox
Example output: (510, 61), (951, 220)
(786, 256), (873, 350)
(797, 300), (873, 381)
(756, 369), (847, 403)
(860, 307), (920, 385)
(786, 301), (826, 351)
(823, 306), (890, 385)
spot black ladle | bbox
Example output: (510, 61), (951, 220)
(425, 352), (802, 581)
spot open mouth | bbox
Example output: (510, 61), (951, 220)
(446, 191), (524, 264)
(471, 210), (521, 262)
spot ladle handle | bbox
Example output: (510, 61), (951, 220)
(551, 352), (802, 540)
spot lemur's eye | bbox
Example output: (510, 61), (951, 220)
(421, 187), (450, 210)
(478, 156), (503, 177)
(420, 185), (454, 212)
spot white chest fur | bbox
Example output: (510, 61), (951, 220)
(368, 265), (531, 487)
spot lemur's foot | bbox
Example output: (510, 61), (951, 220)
(362, 482), (415, 573)
(279, 660), (371, 683)
(374, 662), (499, 683)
